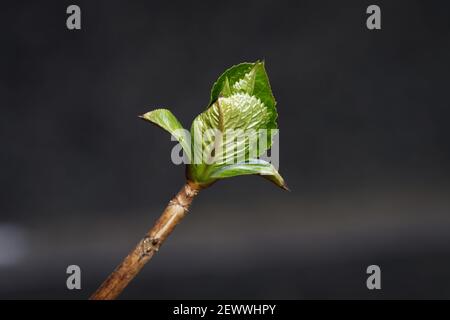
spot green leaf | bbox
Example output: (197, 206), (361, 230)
(209, 62), (255, 106)
(209, 61), (277, 117)
(188, 61), (280, 186)
(191, 92), (274, 165)
(140, 109), (191, 161)
(209, 159), (288, 190)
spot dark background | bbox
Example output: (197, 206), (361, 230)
(1, 0), (450, 299)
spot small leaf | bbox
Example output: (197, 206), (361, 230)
(140, 109), (191, 160)
(209, 62), (277, 117)
(209, 159), (288, 190)
(209, 63), (255, 106)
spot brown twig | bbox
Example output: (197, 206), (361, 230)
(90, 181), (201, 300)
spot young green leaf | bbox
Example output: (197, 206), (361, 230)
(209, 159), (288, 190)
(188, 61), (281, 186)
(140, 109), (191, 161)
(209, 62), (255, 105)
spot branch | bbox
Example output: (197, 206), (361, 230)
(90, 181), (201, 300)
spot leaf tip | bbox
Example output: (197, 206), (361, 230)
(281, 181), (290, 192)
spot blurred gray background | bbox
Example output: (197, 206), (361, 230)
(1, 0), (450, 299)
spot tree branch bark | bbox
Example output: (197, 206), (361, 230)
(90, 181), (201, 300)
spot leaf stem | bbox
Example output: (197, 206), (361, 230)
(90, 181), (201, 300)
